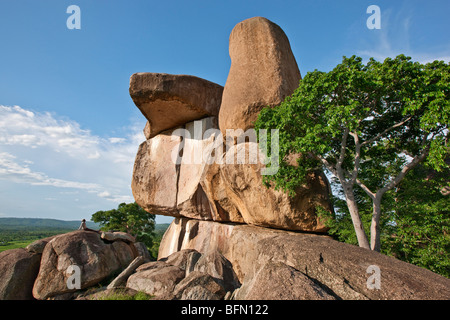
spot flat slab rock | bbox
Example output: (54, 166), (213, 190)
(129, 73), (223, 139)
(159, 217), (450, 300)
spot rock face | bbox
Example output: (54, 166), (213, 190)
(129, 73), (224, 139)
(32, 230), (136, 300)
(158, 218), (450, 300)
(132, 129), (181, 217)
(126, 264), (186, 297)
(125, 248), (237, 300)
(132, 118), (331, 231)
(208, 142), (331, 231)
(234, 261), (336, 300)
(173, 271), (226, 300)
(0, 249), (41, 300)
(128, 17), (328, 233)
(218, 16), (301, 134)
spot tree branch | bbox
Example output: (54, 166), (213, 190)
(355, 178), (376, 200)
(361, 116), (413, 147)
(337, 127), (350, 169)
(349, 131), (362, 184)
(313, 153), (338, 177)
(378, 146), (430, 196)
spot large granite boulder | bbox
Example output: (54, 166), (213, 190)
(173, 271), (226, 300)
(32, 230), (136, 300)
(132, 117), (220, 221)
(219, 17), (301, 135)
(158, 218), (450, 300)
(234, 261), (336, 300)
(132, 128), (182, 217)
(129, 73), (223, 139)
(126, 264), (185, 297)
(201, 142), (331, 232)
(0, 249), (41, 300)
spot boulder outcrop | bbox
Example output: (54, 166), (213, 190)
(158, 217), (450, 300)
(32, 230), (136, 300)
(132, 117), (331, 231)
(0, 248), (41, 300)
(218, 16), (301, 135)
(128, 16), (330, 233)
(3, 16), (447, 302)
(203, 142), (331, 232)
(129, 73), (224, 139)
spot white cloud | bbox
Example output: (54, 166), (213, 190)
(109, 137), (126, 144)
(98, 191), (111, 198)
(355, 8), (450, 65)
(0, 105), (146, 213)
(0, 151), (101, 191)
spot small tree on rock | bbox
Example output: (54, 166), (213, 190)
(91, 202), (156, 249)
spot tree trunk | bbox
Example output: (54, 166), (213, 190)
(370, 196), (382, 252)
(343, 185), (371, 250)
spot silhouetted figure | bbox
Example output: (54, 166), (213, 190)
(78, 219), (87, 230)
(78, 219), (100, 233)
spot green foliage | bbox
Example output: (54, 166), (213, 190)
(0, 219), (76, 252)
(255, 55), (449, 195)
(91, 202), (156, 250)
(255, 54), (449, 264)
(322, 164), (450, 278)
(384, 165), (450, 277)
(93, 289), (153, 300)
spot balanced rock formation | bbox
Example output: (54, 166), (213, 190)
(129, 16), (329, 233)
(158, 218), (450, 300)
(218, 16), (301, 135)
(129, 73), (223, 139)
(131, 115), (331, 231)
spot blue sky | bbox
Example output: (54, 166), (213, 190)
(0, 0), (449, 223)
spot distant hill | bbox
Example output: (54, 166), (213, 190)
(0, 217), (170, 233)
(0, 217), (99, 231)
(155, 223), (170, 232)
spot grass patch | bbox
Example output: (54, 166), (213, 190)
(94, 289), (153, 300)
(0, 239), (36, 252)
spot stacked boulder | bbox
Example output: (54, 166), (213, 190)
(130, 16), (332, 233)
(2, 17), (449, 300)
(129, 16), (450, 300)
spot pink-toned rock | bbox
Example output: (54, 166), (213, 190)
(158, 217), (450, 300)
(126, 264), (185, 297)
(176, 117), (218, 220)
(32, 230), (136, 300)
(130, 73), (223, 139)
(0, 249), (41, 300)
(131, 129), (181, 217)
(219, 17), (301, 135)
(202, 142), (331, 232)
(132, 117), (222, 221)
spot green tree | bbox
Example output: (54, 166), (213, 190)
(255, 55), (449, 251)
(325, 162), (449, 277)
(384, 163), (450, 276)
(91, 202), (156, 249)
